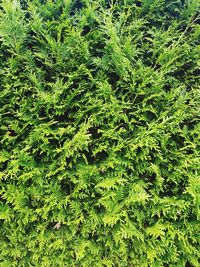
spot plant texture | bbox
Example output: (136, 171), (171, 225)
(0, 0), (200, 266)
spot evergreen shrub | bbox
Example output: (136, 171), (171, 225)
(0, 0), (200, 266)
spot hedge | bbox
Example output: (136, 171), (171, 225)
(0, 0), (200, 266)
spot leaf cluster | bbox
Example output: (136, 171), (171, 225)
(0, 0), (200, 266)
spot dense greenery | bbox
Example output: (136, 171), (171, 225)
(0, 0), (200, 266)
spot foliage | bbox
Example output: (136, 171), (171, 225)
(0, 0), (200, 266)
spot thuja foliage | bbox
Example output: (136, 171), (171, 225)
(0, 0), (200, 266)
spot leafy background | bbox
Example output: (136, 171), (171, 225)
(0, 0), (200, 266)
